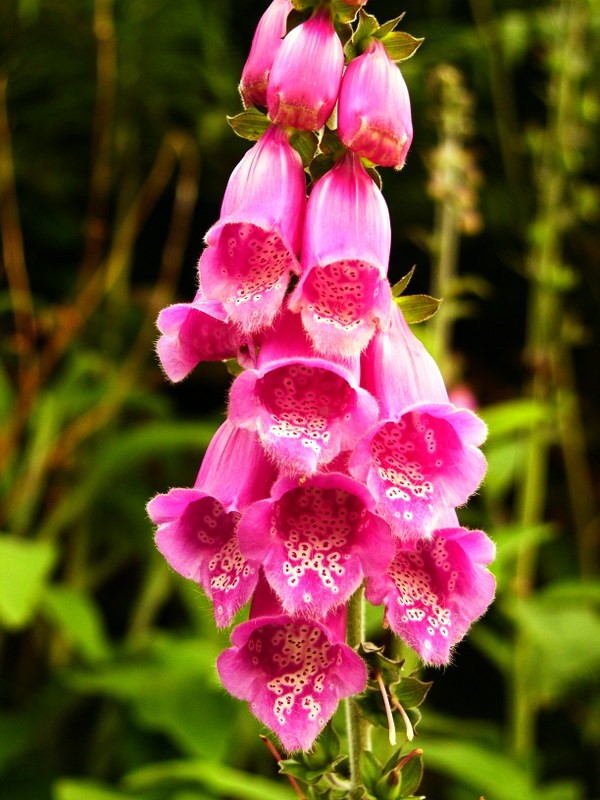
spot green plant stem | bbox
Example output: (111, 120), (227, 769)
(512, 0), (583, 759)
(345, 585), (369, 788)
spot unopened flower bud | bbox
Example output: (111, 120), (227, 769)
(267, 8), (344, 131)
(239, 0), (293, 109)
(338, 38), (413, 169)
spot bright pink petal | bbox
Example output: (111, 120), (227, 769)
(366, 524), (496, 665)
(350, 405), (487, 539)
(338, 39), (413, 170)
(146, 422), (277, 627)
(240, 0), (293, 109)
(228, 309), (379, 475)
(217, 605), (367, 751)
(290, 152), (392, 357)
(199, 126), (306, 332)
(155, 289), (243, 382)
(238, 472), (393, 617)
(148, 489), (256, 628)
(267, 8), (344, 131)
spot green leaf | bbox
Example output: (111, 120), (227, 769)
(290, 130), (319, 168)
(125, 758), (297, 800)
(480, 399), (553, 438)
(0, 536), (57, 629)
(374, 14), (406, 39)
(380, 32), (424, 62)
(418, 738), (534, 800)
(226, 108), (270, 141)
(360, 750), (382, 791)
(53, 779), (145, 800)
(391, 266), (416, 298)
(394, 294), (442, 323)
(43, 585), (111, 662)
(397, 750), (423, 796)
(390, 676), (433, 709)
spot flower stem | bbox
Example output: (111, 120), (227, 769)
(345, 585), (369, 788)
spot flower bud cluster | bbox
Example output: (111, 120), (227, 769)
(148, 0), (495, 753)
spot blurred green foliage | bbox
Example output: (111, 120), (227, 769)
(1, 0), (599, 799)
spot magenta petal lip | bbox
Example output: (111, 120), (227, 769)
(366, 523), (496, 665)
(217, 609), (367, 751)
(350, 403), (487, 539)
(237, 472), (393, 617)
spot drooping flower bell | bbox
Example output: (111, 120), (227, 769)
(365, 509), (496, 665)
(267, 8), (344, 131)
(147, 421), (278, 628)
(289, 150), (393, 357)
(239, 0), (293, 109)
(199, 125), (306, 333)
(338, 38), (413, 170)
(228, 306), (379, 475)
(350, 304), (487, 539)
(155, 287), (250, 382)
(237, 471), (393, 618)
(217, 575), (367, 751)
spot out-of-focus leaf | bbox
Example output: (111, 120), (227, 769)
(43, 585), (111, 662)
(507, 593), (600, 701)
(53, 779), (148, 800)
(37, 421), (218, 540)
(0, 536), (57, 628)
(419, 738), (534, 800)
(480, 399), (553, 438)
(482, 439), (524, 499)
(124, 758), (296, 800)
(66, 634), (234, 759)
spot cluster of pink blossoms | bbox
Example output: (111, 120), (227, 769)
(148, 0), (495, 753)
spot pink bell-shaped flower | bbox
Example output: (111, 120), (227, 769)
(199, 125), (306, 333)
(217, 576), (367, 751)
(267, 8), (344, 131)
(237, 471), (393, 618)
(228, 306), (379, 475)
(338, 38), (413, 170)
(289, 150), (393, 357)
(155, 287), (250, 382)
(350, 305), (487, 539)
(240, 0), (293, 109)
(147, 421), (278, 628)
(365, 509), (496, 665)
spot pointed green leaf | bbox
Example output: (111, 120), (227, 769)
(290, 130), (319, 168)
(360, 750), (382, 791)
(390, 676), (433, 709)
(333, 0), (360, 24)
(226, 109), (270, 142)
(380, 32), (424, 62)
(395, 294), (442, 323)
(374, 13), (406, 39)
(391, 266), (417, 297)
(398, 750), (424, 796)
(0, 536), (57, 629)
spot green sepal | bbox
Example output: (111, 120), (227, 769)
(309, 153), (335, 183)
(320, 126), (346, 158)
(366, 165), (382, 190)
(391, 265), (416, 297)
(374, 770), (401, 800)
(379, 31), (424, 63)
(333, 18), (354, 47)
(286, 6), (313, 34)
(359, 750), (382, 792)
(374, 13), (406, 39)
(278, 758), (324, 785)
(303, 722), (341, 770)
(345, 7), (379, 60)
(224, 358), (244, 377)
(394, 293), (442, 323)
(226, 108), (270, 142)
(290, 130), (319, 168)
(389, 675), (433, 709)
(396, 750), (424, 797)
(332, 0), (361, 24)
